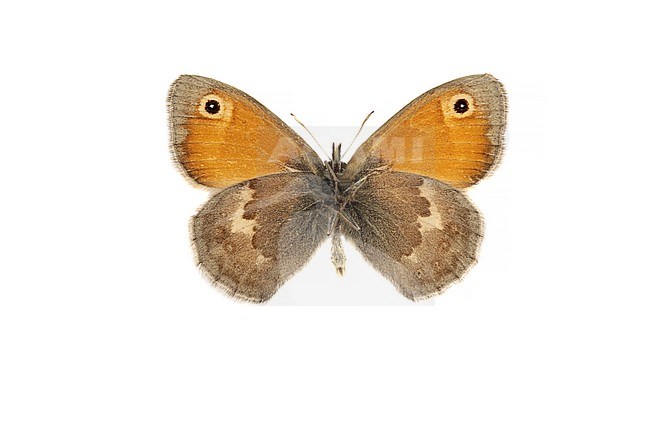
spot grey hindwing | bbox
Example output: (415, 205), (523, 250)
(342, 171), (483, 300)
(192, 172), (337, 302)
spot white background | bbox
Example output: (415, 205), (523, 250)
(1, 0), (649, 431)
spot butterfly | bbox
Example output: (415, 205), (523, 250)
(168, 74), (506, 303)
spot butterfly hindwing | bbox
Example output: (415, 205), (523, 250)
(343, 74), (506, 189)
(168, 75), (324, 189)
(192, 172), (337, 302)
(342, 171), (483, 300)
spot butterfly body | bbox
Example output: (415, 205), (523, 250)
(168, 74), (506, 302)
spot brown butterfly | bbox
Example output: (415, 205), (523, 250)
(168, 74), (507, 303)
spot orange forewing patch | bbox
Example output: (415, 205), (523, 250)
(179, 99), (300, 188)
(345, 74), (506, 189)
(377, 89), (496, 188)
(169, 75), (322, 189)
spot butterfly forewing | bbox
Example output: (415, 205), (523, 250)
(168, 75), (324, 189)
(344, 74), (506, 189)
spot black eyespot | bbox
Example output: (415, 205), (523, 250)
(204, 99), (221, 114)
(454, 98), (469, 114)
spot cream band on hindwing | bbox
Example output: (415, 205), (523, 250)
(415, 186), (444, 232)
(228, 185), (256, 236)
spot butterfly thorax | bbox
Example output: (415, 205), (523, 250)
(324, 143), (348, 199)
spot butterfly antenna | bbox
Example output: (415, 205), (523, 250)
(291, 113), (329, 159)
(342, 110), (374, 158)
